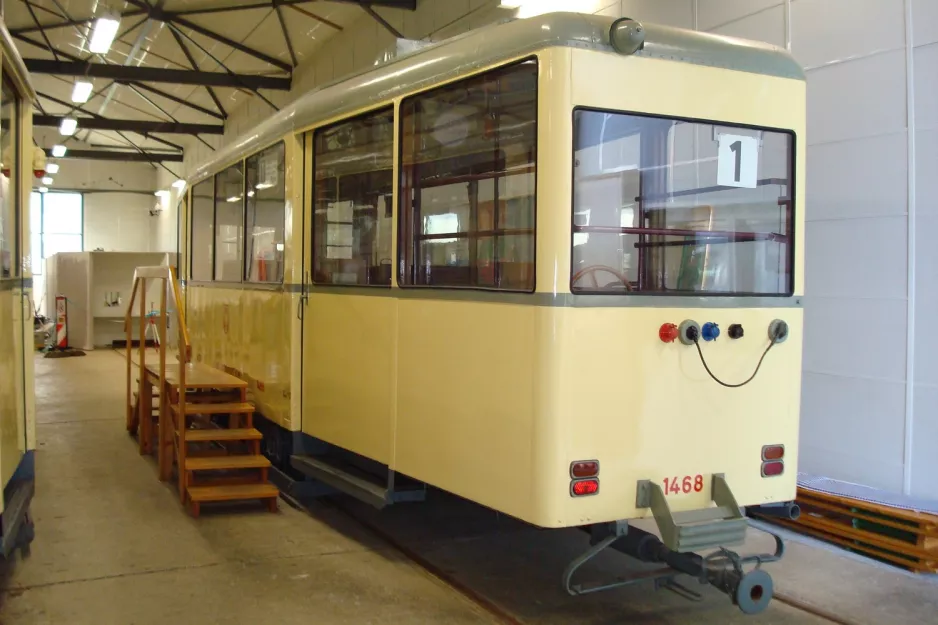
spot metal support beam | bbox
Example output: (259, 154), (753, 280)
(43, 148), (184, 162)
(33, 115), (224, 135)
(169, 23), (280, 112)
(169, 26), (227, 118)
(126, 82), (226, 121)
(24, 0), (60, 61)
(10, 9), (147, 34)
(23, 58), (292, 90)
(159, 12), (293, 72)
(362, 4), (404, 39)
(274, 1), (298, 67)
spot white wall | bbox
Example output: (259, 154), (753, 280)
(164, 0), (938, 497)
(49, 158), (157, 193)
(83, 192), (158, 252)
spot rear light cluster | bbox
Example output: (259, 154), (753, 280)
(761, 445), (785, 477)
(570, 460), (599, 497)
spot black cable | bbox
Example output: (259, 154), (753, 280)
(694, 332), (779, 388)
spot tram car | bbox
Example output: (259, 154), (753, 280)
(0, 20), (38, 559)
(178, 13), (805, 614)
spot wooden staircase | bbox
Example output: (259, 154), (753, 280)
(125, 266), (279, 518)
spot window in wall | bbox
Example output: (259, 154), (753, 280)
(214, 163), (244, 282)
(1, 77), (20, 278)
(190, 178), (214, 281)
(399, 60), (537, 291)
(312, 108), (394, 286)
(41, 192), (83, 257)
(571, 110), (793, 295)
(245, 142), (285, 283)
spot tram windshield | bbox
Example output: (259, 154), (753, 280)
(571, 110), (794, 295)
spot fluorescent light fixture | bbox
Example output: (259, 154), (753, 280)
(51, 145), (67, 158)
(254, 182), (274, 190)
(226, 196), (242, 203)
(71, 80), (93, 103)
(46, 163), (60, 174)
(38, 186), (48, 193)
(88, 15), (120, 54)
(172, 179), (186, 189)
(59, 118), (78, 136)
(42, 176), (53, 185)
(276, 243), (285, 252)
(154, 190), (170, 198)
(247, 190), (255, 198)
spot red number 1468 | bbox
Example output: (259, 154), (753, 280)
(663, 475), (704, 495)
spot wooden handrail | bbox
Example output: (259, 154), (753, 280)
(168, 266), (191, 362)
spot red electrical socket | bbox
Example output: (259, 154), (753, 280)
(659, 323), (679, 343)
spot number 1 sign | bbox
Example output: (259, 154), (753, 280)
(717, 133), (759, 188)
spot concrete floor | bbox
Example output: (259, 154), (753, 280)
(1, 350), (936, 624)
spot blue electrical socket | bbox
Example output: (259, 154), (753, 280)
(701, 322), (720, 341)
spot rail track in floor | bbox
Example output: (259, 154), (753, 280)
(277, 484), (861, 625)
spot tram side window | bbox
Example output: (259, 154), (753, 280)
(245, 142), (285, 283)
(190, 178), (214, 281)
(312, 108), (394, 286)
(1, 78), (20, 278)
(399, 60), (537, 291)
(214, 163), (244, 282)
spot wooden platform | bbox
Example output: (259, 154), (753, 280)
(754, 487), (938, 573)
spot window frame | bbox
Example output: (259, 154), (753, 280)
(396, 57), (539, 294)
(189, 175), (215, 282)
(310, 105), (396, 288)
(244, 140), (286, 285)
(569, 105), (797, 298)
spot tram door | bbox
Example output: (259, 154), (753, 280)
(0, 68), (30, 485)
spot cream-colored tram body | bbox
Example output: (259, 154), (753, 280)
(0, 20), (38, 558)
(179, 13), (804, 614)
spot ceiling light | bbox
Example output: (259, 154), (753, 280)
(154, 189), (169, 197)
(71, 80), (93, 103)
(51, 145), (67, 158)
(46, 163), (60, 174)
(226, 196), (242, 203)
(41, 176), (53, 185)
(38, 187), (48, 193)
(255, 182), (274, 190)
(247, 190), (255, 197)
(89, 15), (120, 54)
(59, 118), (78, 136)
(172, 179), (186, 189)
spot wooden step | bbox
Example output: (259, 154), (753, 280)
(185, 455), (270, 471)
(172, 402), (255, 416)
(185, 428), (263, 442)
(187, 482), (279, 503)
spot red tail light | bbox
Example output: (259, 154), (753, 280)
(571, 479), (599, 496)
(761, 461), (784, 477)
(762, 445), (785, 461)
(570, 460), (599, 478)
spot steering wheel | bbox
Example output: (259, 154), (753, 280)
(572, 265), (633, 291)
